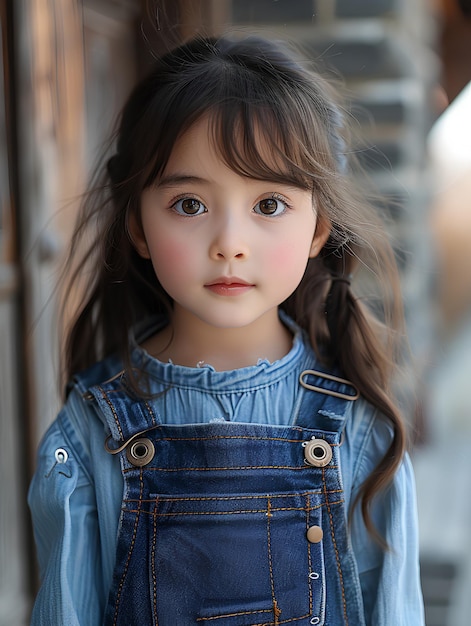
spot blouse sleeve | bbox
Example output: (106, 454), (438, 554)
(28, 406), (106, 626)
(347, 407), (425, 625)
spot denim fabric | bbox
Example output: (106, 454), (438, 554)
(28, 330), (425, 625)
(89, 368), (364, 626)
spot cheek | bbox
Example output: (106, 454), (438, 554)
(152, 240), (187, 266)
(147, 238), (195, 288)
(266, 239), (312, 276)
(267, 243), (291, 266)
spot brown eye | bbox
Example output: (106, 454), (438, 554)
(254, 196), (287, 216)
(259, 199), (277, 214)
(181, 199), (202, 214)
(173, 197), (206, 216)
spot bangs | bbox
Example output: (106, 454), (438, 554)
(208, 103), (315, 190)
(139, 38), (344, 195)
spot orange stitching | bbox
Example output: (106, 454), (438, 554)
(196, 608), (272, 621)
(144, 400), (157, 426)
(266, 498), (281, 625)
(123, 464), (340, 473)
(197, 607), (315, 623)
(273, 600), (282, 625)
(322, 467), (348, 624)
(125, 433), (338, 444)
(123, 499), (345, 516)
(151, 497), (158, 626)
(127, 507), (303, 516)
(112, 468), (144, 626)
(122, 490), (341, 504)
(122, 501), (345, 517)
(306, 494), (313, 615)
(252, 611), (313, 625)
(99, 387), (124, 441)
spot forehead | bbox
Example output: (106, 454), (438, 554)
(166, 117), (213, 160)
(157, 118), (223, 183)
(160, 112), (309, 189)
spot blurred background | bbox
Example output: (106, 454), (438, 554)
(1, 1), (470, 624)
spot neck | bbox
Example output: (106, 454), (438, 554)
(144, 307), (293, 371)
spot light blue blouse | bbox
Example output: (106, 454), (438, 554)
(28, 321), (424, 625)
(136, 319), (310, 426)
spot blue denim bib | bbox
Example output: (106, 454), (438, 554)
(89, 368), (365, 626)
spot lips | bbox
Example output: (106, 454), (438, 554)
(205, 276), (252, 287)
(204, 276), (254, 296)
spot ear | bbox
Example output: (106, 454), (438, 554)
(309, 215), (331, 258)
(127, 211), (151, 259)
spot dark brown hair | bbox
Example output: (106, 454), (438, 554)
(62, 34), (406, 544)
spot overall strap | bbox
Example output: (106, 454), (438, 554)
(83, 368), (165, 445)
(75, 356), (359, 447)
(293, 368), (359, 433)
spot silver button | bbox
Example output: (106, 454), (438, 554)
(126, 438), (155, 467)
(303, 438), (332, 467)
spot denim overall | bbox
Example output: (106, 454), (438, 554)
(88, 367), (365, 626)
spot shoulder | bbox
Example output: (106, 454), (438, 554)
(28, 359), (124, 547)
(32, 353), (124, 488)
(68, 352), (125, 395)
(341, 396), (397, 497)
(57, 353), (126, 450)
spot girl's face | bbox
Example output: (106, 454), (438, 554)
(132, 117), (329, 335)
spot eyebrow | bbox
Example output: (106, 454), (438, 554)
(157, 174), (210, 188)
(157, 172), (309, 193)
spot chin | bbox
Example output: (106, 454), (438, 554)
(195, 312), (265, 330)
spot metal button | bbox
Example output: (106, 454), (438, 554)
(303, 438), (332, 467)
(307, 525), (324, 544)
(126, 438), (155, 467)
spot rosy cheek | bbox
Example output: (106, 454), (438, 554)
(150, 240), (192, 290)
(150, 239), (191, 269)
(269, 245), (293, 266)
(268, 242), (308, 270)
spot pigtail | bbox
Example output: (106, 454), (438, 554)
(324, 275), (352, 364)
(284, 215), (407, 547)
(325, 280), (406, 547)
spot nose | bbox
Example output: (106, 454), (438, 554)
(208, 213), (250, 261)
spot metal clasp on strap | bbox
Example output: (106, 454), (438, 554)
(299, 370), (359, 401)
(104, 424), (160, 467)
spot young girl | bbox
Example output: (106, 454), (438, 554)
(28, 34), (424, 625)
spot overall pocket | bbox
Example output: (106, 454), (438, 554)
(147, 491), (326, 626)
